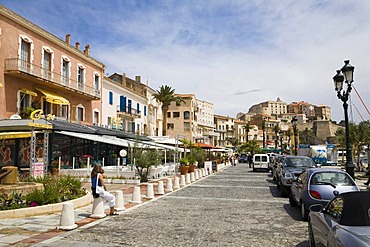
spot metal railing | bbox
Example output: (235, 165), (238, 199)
(116, 105), (141, 118)
(4, 58), (100, 99)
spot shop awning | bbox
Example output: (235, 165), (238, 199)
(56, 131), (129, 147)
(36, 88), (70, 105)
(56, 131), (158, 149)
(0, 131), (38, 139)
(20, 88), (37, 97)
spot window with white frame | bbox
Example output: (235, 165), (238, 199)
(18, 92), (31, 113)
(42, 47), (53, 80)
(77, 64), (85, 90)
(94, 72), (100, 96)
(93, 110), (100, 125)
(76, 104), (84, 122)
(61, 56), (70, 85)
(19, 35), (33, 72)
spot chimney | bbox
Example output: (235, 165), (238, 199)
(84, 44), (90, 56)
(135, 76), (141, 83)
(122, 73), (126, 85)
(75, 42), (80, 50)
(65, 34), (70, 45)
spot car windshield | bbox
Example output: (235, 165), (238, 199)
(285, 157), (315, 168)
(311, 172), (355, 186)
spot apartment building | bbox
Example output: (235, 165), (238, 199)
(166, 94), (198, 142)
(0, 6), (105, 123)
(315, 104), (331, 120)
(146, 85), (163, 137)
(214, 114), (235, 147)
(248, 98), (287, 116)
(101, 74), (147, 135)
(195, 99), (217, 145)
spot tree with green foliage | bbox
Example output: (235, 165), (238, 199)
(152, 85), (185, 136)
(239, 140), (262, 155)
(243, 123), (252, 143)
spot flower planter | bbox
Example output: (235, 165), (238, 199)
(180, 165), (189, 175)
(188, 164), (196, 173)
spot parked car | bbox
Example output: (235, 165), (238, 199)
(276, 155), (317, 196)
(252, 154), (269, 172)
(308, 191), (370, 247)
(238, 154), (248, 163)
(290, 168), (359, 221)
(271, 154), (285, 181)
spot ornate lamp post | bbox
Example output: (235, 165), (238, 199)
(279, 130), (284, 154)
(291, 116), (298, 155)
(332, 60), (355, 179)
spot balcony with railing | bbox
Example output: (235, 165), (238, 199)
(116, 105), (141, 118)
(4, 58), (100, 99)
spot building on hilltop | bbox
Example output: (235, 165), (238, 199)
(248, 97), (287, 115)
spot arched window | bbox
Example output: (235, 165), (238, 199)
(184, 111), (190, 120)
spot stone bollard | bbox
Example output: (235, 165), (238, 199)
(204, 168), (209, 176)
(190, 172), (195, 182)
(90, 197), (106, 218)
(185, 173), (191, 184)
(146, 183), (155, 199)
(59, 202), (78, 230)
(195, 170), (199, 180)
(198, 169), (203, 179)
(131, 186), (142, 204)
(180, 175), (186, 187)
(165, 178), (173, 193)
(156, 181), (165, 195)
(114, 190), (126, 211)
(201, 168), (206, 177)
(173, 176), (180, 190)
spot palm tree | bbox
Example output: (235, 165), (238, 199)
(152, 85), (185, 136)
(243, 123), (252, 143)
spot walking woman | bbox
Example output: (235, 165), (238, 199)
(91, 163), (118, 215)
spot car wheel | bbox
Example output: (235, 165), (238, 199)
(308, 220), (316, 247)
(289, 192), (297, 207)
(301, 202), (309, 221)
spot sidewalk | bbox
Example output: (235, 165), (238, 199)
(0, 179), (174, 247)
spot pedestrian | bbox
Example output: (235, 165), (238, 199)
(248, 154), (253, 168)
(364, 167), (370, 186)
(91, 163), (118, 215)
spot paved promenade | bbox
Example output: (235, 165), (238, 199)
(0, 165), (368, 247)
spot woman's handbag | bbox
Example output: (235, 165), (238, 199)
(95, 173), (105, 196)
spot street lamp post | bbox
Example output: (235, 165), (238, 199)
(291, 116), (298, 155)
(332, 60), (355, 179)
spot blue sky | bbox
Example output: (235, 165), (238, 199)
(2, 0), (370, 123)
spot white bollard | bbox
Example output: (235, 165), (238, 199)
(165, 178), (173, 193)
(202, 168), (206, 177)
(180, 175), (186, 187)
(156, 181), (165, 195)
(205, 168), (209, 176)
(146, 183), (155, 199)
(190, 172), (195, 182)
(59, 202), (78, 230)
(173, 176), (180, 190)
(114, 190), (126, 211)
(198, 169), (203, 178)
(131, 186), (142, 204)
(90, 197), (106, 218)
(195, 170), (199, 180)
(185, 173), (191, 184)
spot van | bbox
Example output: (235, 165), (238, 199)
(253, 154), (269, 172)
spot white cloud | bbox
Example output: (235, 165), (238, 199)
(3, 0), (370, 122)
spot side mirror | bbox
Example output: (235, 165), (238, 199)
(309, 204), (323, 212)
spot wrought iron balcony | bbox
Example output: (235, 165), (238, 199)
(116, 105), (141, 118)
(4, 58), (100, 99)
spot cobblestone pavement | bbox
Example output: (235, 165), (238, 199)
(35, 164), (310, 247)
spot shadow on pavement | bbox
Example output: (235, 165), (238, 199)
(283, 203), (303, 221)
(295, 240), (309, 247)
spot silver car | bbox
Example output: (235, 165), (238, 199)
(308, 191), (370, 247)
(290, 168), (359, 221)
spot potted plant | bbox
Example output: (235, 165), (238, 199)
(187, 156), (197, 173)
(179, 157), (189, 175)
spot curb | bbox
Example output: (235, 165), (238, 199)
(0, 192), (92, 219)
